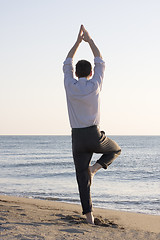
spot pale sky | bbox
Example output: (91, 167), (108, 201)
(0, 0), (160, 135)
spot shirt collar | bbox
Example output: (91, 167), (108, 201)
(78, 77), (88, 81)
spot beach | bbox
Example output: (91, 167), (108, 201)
(1, 135), (160, 217)
(0, 195), (160, 240)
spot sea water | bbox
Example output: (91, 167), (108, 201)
(0, 135), (159, 215)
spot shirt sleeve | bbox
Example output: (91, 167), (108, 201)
(91, 57), (105, 91)
(63, 58), (74, 88)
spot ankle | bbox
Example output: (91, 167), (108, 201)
(85, 212), (94, 225)
(91, 163), (102, 175)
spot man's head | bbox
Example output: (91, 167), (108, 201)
(76, 60), (92, 79)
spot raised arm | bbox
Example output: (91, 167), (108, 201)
(82, 25), (102, 58)
(66, 25), (83, 59)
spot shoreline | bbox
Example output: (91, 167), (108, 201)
(1, 193), (159, 216)
(25, 196), (160, 216)
(0, 195), (160, 240)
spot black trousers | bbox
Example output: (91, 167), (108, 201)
(72, 125), (121, 214)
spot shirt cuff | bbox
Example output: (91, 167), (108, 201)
(94, 57), (105, 64)
(63, 58), (73, 65)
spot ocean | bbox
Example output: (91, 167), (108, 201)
(0, 135), (159, 215)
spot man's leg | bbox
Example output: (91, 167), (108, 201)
(71, 126), (120, 224)
(96, 136), (121, 169)
(73, 151), (94, 223)
(97, 150), (121, 169)
(89, 131), (121, 176)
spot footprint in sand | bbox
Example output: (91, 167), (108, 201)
(61, 214), (124, 230)
(16, 208), (24, 211)
(0, 217), (7, 221)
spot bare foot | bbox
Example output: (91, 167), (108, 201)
(89, 163), (102, 185)
(85, 212), (94, 225)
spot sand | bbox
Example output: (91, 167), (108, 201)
(0, 195), (160, 240)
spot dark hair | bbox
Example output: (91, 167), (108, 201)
(76, 60), (92, 78)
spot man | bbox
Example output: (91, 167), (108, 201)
(63, 25), (121, 224)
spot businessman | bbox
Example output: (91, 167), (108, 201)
(63, 25), (121, 224)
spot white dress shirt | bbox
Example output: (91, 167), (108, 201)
(63, 57), (105, 128)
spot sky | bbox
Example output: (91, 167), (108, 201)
(0, 0), (160, 135)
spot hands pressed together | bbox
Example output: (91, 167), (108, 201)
(77, 25), (92, 44)
(66, 24), (101, 59)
